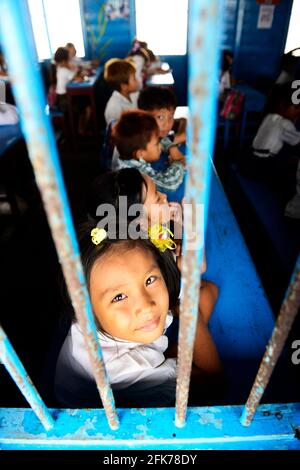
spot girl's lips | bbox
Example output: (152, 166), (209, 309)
(137, 316), (160, 332)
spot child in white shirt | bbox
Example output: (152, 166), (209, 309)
(54, 47), (78, 112)
(250, 83), (300, 181)
(55, 219), (222, 407)
(104, 58), (140, 125)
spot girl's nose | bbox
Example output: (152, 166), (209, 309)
(135, 292), (155, 317)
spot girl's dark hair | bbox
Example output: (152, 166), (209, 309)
(138, 86), (177, 111)
(73, 219), (180, 323)
(221, 49), (233, 72)
(54, 47), (69, 64)
(87, 168), (146, 220)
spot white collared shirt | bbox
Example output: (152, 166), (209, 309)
(104, 90), (139, 125)
(56, 66), (76, 95)
(253, 113), (300, 157)
(55, 312), (176, 400)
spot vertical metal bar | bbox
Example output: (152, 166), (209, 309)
(0, 325), (54, 431)
(175, 0), (224, 427)
(0, 0), (119, 430)
(241, 254), (300, 426)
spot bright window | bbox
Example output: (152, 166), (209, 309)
(285, 0), (300, 53)
(135, 0), (188, 55)
(28, 0), (85, 61)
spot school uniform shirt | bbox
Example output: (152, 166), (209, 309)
(219, 70), (231, 96)
(104, 90), (139, 125)
(252, 113), (300, 158)
(56, 66), (76, 95)
(118, 157), (185, 192)
(55, 312), (176, 403)
(0, 102), (19, 125)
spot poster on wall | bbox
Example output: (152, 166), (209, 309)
(104, 0), (129, 20)
(257, 5), (275, 29)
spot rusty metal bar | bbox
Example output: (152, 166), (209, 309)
(241, 254), (300, 426)
(0, 325), (54, 431)
(175, 0), (224, 427)
(0, 0), (119, 430)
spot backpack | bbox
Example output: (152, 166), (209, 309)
(220, 89), (245, 120)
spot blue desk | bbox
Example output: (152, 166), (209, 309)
(0, 123), (22, 156)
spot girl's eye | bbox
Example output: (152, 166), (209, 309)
(112, 293), (127, 303)
(146, 276), (156, 286)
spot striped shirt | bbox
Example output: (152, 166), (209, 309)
(118, 157), (185, 192)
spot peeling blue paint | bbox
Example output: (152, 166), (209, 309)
(0, 404), (299, 450)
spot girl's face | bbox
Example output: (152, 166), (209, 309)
(142, 174), (170, 225)
(151, 108), (175, 137)
(90, 246), (169, 344)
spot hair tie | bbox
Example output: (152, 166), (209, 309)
(91, 227), (107, 245)
(148, 224), (177, 253)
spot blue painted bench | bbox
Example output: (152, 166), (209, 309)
(230, 164), (300, 276)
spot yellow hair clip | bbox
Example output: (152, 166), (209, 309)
(91, 227), (107, 245)
(148, 224), (177, 253)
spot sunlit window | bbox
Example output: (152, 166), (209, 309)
(28, 0), (85, 61)
(285, 0), (300, 53)
(135, 0), (188, 55)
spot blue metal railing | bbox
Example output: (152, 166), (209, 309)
(0, 0), (118, 431)
(175, 0), (223, 427)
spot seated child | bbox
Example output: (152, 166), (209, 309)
(55, 218), (222, 408)
(249, 82), (300, 182)
(87, 168), (218, 331)
(219, 49), (234, 99)
(104, 58), (140, 125)
(53, 47), (78, 113)
(113, 110), (185, 193)
(138, 86), (186, 165)
(54, 46), (92, 134)
(65, 42), (83, 67)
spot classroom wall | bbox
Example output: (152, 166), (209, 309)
(82, 0), (132, 62)
(81, 0), (188, 104)
(232, 0), (293, 86)
(81, 0), (293, 106)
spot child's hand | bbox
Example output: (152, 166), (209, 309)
(174, 132), (186, 145)
(168, 146), (186, 165)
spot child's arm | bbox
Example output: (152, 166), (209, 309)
(192, 314), (222, 374)
(173, 118), (187, 145)
(168, 146), (186, 165)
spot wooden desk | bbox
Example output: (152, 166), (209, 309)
(66, 67), (102, 146)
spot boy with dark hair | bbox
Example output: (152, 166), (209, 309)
(114, 110), (185, 193)
(104, 58), (140, 125)
(138, 86), (186, 164)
